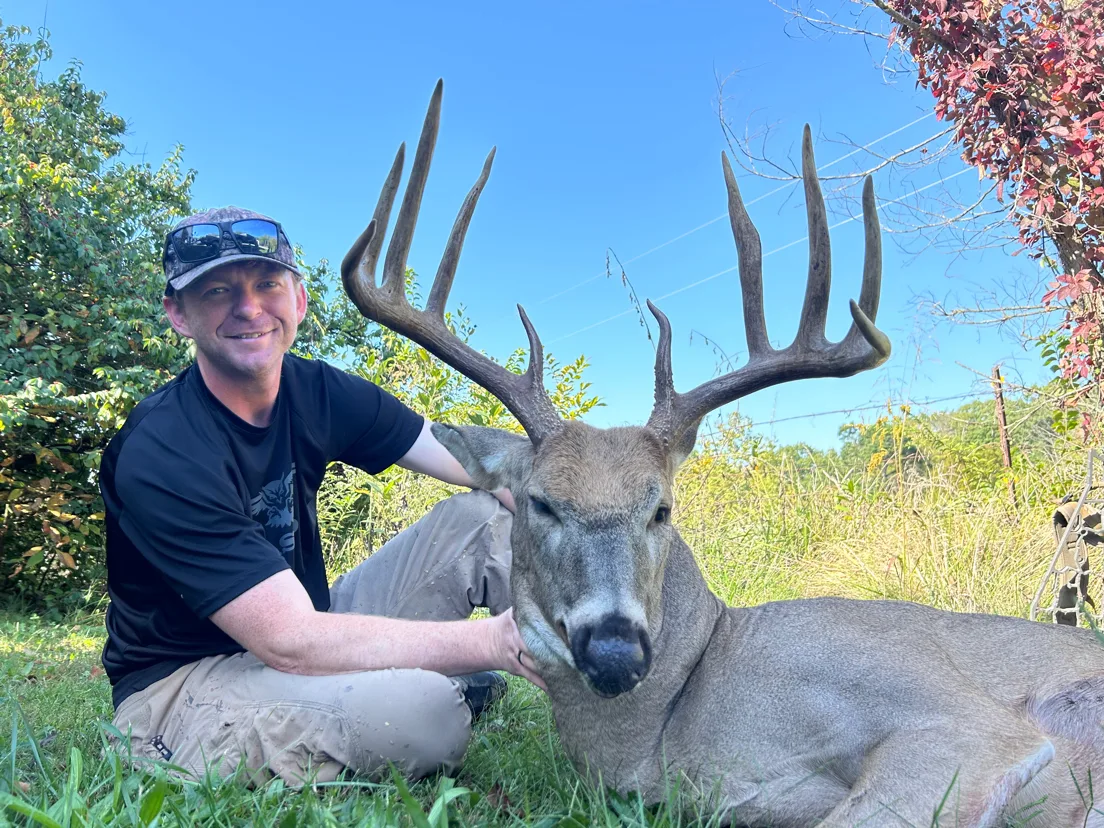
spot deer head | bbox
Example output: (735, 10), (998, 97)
(341, 81), (890, 698)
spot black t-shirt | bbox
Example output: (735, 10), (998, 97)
(100, 354), (423, 708)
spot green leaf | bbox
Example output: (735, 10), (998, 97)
(138, 779), (168, 826)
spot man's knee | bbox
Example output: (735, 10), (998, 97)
(387, 671), (471, 778)
(430, 489), (506, 529)
(427, 491), (513, 613)
(345, 669), (472, 780)
(428, 489), (512, 568)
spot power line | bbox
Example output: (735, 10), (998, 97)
(754, 392), (983, 427)
(694, 392), (987, 445)
(549, 165), (974, 344)
(537, 111), (934, 306)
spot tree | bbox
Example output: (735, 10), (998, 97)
(768, 0), (1103, 393)
(0, 23), (194, 604)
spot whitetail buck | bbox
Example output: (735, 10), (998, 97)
(341, 82), (1104, 827)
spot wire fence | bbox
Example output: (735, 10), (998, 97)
(1031, 450), (1104, 629)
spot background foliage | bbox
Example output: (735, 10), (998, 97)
(0, 23), (193, 606)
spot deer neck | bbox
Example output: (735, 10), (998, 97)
(543, 534), (728, 787)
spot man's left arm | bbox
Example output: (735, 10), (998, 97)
(317, 364), (514, 510)
(394, 418), (516, 512)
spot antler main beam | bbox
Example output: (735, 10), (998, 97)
(341, 80), (563, 444)
(647, 125), (891, 447)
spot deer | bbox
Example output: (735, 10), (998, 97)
(339, 81), (1104, 827)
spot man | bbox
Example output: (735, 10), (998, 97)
(100, 206), (543, 786)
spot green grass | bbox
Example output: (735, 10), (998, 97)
(0, 606), (728, 827)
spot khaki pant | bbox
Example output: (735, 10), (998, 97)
(111, 490), (513, 786)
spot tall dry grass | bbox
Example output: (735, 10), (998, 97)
(677, 413), (1090, 620)
(320, 403), (1092, 625)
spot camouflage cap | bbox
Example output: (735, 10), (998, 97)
(163, 206), (301, 293)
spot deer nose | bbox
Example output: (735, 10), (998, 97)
(570, 615), (652, 697)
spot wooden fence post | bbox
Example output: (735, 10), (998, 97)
(991, 365), (1017, 508)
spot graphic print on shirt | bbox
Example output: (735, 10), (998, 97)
(250, 464), (298, 557)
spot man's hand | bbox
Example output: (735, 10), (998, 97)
(484, 608), (545, 690)
(490, 487), (516, 514)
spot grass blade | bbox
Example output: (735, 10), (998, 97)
(388, 765), (431, 828)
(0, 794), (63, 828)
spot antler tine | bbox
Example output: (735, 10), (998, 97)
(721, 153), (770, 358)
(842, 175), (890, 358)
(797, 124), (832, 350)
(381, 79), (443, 297)
(516, 305), (563, 438)
(340, 145), (404, 288)
(340, 81), (563, 444)
(646, 127), (891, 452)
(646, 299), (676, 436)
(426, 147), (496, 318)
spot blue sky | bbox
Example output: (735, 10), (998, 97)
(4, 1), (1055, 448)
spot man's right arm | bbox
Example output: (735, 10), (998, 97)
(209, 569), (545, 688)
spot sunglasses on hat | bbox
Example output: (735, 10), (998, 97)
(166, 219), (284, 265)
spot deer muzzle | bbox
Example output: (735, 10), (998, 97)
(570, 615), (653, 697)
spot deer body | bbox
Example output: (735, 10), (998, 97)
(547, 546), (1104, 826)
(492, 423), (1104, 826)
(341, 82), (1104, 826)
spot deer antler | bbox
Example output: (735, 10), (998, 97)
(646, 125), (891, 450)
(340, 80), (563, 444)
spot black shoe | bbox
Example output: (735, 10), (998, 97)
(453, 671), (507, 722)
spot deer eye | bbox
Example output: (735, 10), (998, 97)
(653, 506), (670, 525)
(529, 495), (558, 521)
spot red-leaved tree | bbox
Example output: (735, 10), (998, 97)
(886, 0), (1102, 383)
(774, 0), (1102, 391)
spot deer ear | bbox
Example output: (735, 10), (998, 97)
(668, 419), (703, 470)
(431, 423), (534, 492)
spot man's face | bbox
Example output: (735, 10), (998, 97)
(163, 263), (308, 382)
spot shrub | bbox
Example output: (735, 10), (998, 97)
(0, 23), (194, 606)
